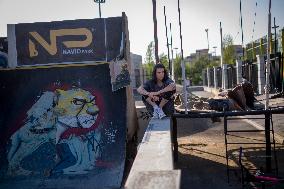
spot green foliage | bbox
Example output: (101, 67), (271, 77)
(186, 56), (221, 85)
(144, 41), (154, 65)
(173, 54), (182, 84)
(187, 56), (209, 85)
(223, 34), (236, 65)
(143, 43), (172, 81)
(143, 41), (155, 80)
(143, 42), (225, 86)
(159, 53), (169, 70)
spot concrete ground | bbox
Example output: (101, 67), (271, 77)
(134, 87), (284, 189)
(176, 117), (284, 189)
(190, 89), (284, 142)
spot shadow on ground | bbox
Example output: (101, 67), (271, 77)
(176, 151), (240, 189)
(175, 116), (284, 189)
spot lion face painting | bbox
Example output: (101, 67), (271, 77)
(7, 87), (102, 176)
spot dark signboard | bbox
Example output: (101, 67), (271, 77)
(0, 63), (126, 189)
(0, 37), (8, 68)
(0, 37), (8, 53)
(14, 17), (123, 66)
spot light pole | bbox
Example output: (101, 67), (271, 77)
(173, 47), (179, 58)
(152, 0), (159, 64)
(213, 46), (217, 57)
(265, 0), (272, 110)
(177, 0), (188, 114)
(272, 17), (279, 55)
(272, 17), (279, 92)
(170, 23), (174, 80)
(163, 6), (171, 74)
(220, 22), (224, 89)
(94, 0), (106, 18)
(205, 28), (209, 50)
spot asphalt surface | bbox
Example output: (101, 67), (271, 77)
(134, 87), (284, 189)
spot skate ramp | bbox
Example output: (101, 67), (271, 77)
(0, 63), (128, 189)
(0, 12), (138, 188)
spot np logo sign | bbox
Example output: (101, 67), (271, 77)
(13, 17), (123, 66)
(28, 28), (93, 57)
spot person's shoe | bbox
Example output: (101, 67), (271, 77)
(152, 107), (159, 119)
(157, 108), (167, 119)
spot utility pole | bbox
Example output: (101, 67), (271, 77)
(170, 23), (175, 81)
(272, 17), (279, 55)
(205, 28), (209, 50)
(177, 0), (188, 114)
(213, 46), (217, 57)
(265, 0), (272, 110)
(272, 17), (279, 92)
(220, 22), (224, 88)
(164, 6), (171, 75)
(152, 0), (159, 64)
(174, 47), (178, 58)
(94, 0), (105, 18)
(205, 28), (210, 61)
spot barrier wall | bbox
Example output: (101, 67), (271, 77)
(0, 63), (128, 189)
(0, 12), (138, 189)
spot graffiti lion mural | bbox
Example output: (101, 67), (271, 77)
(7, 88), (102, 176)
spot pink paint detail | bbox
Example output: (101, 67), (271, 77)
(2, 85), (105, 146)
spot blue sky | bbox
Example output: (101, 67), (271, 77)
(0, 0), (283, 61)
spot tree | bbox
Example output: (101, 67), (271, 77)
(185, 55), (220, 85)
(173, 55), (182, 84)
(144, 41), (155, 65)
(223, 34), (236, 65)
(159, 53), (169, 70)
(143, 42), (155, 80)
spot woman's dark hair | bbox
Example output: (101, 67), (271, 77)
(151, 63), (169, 83)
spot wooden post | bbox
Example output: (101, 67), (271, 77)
(152, 0), (159, 64)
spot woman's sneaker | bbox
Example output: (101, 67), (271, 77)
(152, 107), (160, 119)
(157, 108), (166, 119)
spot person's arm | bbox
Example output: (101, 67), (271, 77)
(137, 82), (158, 100)
(156, 79), (176, 95)
(137, 85), (150, 96)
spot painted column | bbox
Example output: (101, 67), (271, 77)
(260, 38), (264, 56)
(223, 64), (228, 89)
(207, 67), (211, 88)
(236, 59), (243, 84)
(7, 24), (17, 68)
(281, 29), (284, 53)
(252, 41), (255, 60)
(213, 66), (218, 88)
(257, 55), (265, 94)
(202, 69), (206, 86)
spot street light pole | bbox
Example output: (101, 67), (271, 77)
(94, 0), (106, 18)
(174, 47), (178, 58)
(152, 0), (159, 64)
(213, 46), (217, 57)
(205, 28), (209, 50)
(220, 22), (224, 89)
(177, 0), (188, 114)
(272, 17), (279, 55)
(170, 23), (175, 81)
(272, 17), (279, 92)
(265, 0), (272, 110)
(164, 6), (171, 75)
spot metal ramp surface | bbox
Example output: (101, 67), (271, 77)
(0, 64), (127, 189)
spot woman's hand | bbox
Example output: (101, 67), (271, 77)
(149, 92), (160, 101)
(148, 92), (155, 99)
(151, 91), (160, 96)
